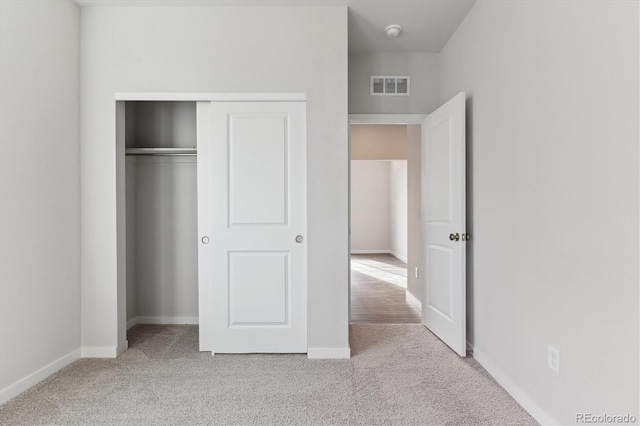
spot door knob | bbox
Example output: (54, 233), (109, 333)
(201, 236), (210, 244)
(295, 235), (304, 243)
(449, 233), (460, 241)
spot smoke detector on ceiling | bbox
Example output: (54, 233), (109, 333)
(385, 25), (402, 38)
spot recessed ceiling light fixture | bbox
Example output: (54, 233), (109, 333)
(385, 24), (402, 38)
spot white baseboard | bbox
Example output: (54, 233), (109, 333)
(473, 347), (560, 425)
(127, 315), (199, 329)
(307, 347), (351, 359)
(350, 250), (391, 255)
(466, 340), (473, 353)
(406, 290), (422, 310)
(0, 348), (80, 404)
(116, 341), (127, 357)
(390, 250), (408, 263)
(127, 317), (138, 329)
(81, 346), (118, 358)
(350, 250), (408, 263)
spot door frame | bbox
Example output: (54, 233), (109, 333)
(348, 114), (427, 125)
(115, 92), (306, 355)
(347, 113), (427, 323)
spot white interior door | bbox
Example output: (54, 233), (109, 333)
(421, 92), (466, 356)
(197, 101), (307, 354)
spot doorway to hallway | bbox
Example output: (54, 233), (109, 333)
(349, 122), (423, 325)
(348, 94), (468, 354)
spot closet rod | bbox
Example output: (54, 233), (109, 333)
(125, 148), (197, 156)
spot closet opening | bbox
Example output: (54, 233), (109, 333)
(123, 101), (199, 344)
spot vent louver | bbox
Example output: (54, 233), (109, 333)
(370, 76), (410, 96)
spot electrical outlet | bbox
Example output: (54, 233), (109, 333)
(415, 267), (419, 279)
(548, 345), (560, 373)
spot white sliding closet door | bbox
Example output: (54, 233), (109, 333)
(197, 101), (307, 354)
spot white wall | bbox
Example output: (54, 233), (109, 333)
(125, 101), (196, 149)
(350, 161), (391, 252)
(127, 157), (199, 323)
(350, 125), (408, 260)
(0, 0), (80, 403)
(80, 5), (349, 355)
(349, 52), (440, 114)
(125, 159), (137, 323)
(351, 124), (407, 160)
(389, 161), (407, 262)
(440, 1), (639, 423)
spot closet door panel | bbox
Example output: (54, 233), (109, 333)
(228, 251), (288, 325)
(198, 100), (307, 354)
(228, 114), (288, 226)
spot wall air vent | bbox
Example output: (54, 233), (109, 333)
(370, 76), (410, 96)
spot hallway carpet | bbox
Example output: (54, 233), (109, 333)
(351, 254), (421, 323)
(0, 325), (537, 425)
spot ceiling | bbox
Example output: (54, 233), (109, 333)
(347, 1), (476, 54)
(74, 0), (477, 54)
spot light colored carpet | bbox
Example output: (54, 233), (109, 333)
(0, 324), (537, 425)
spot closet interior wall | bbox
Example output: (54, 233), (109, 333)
(125, 101), (199, 327)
